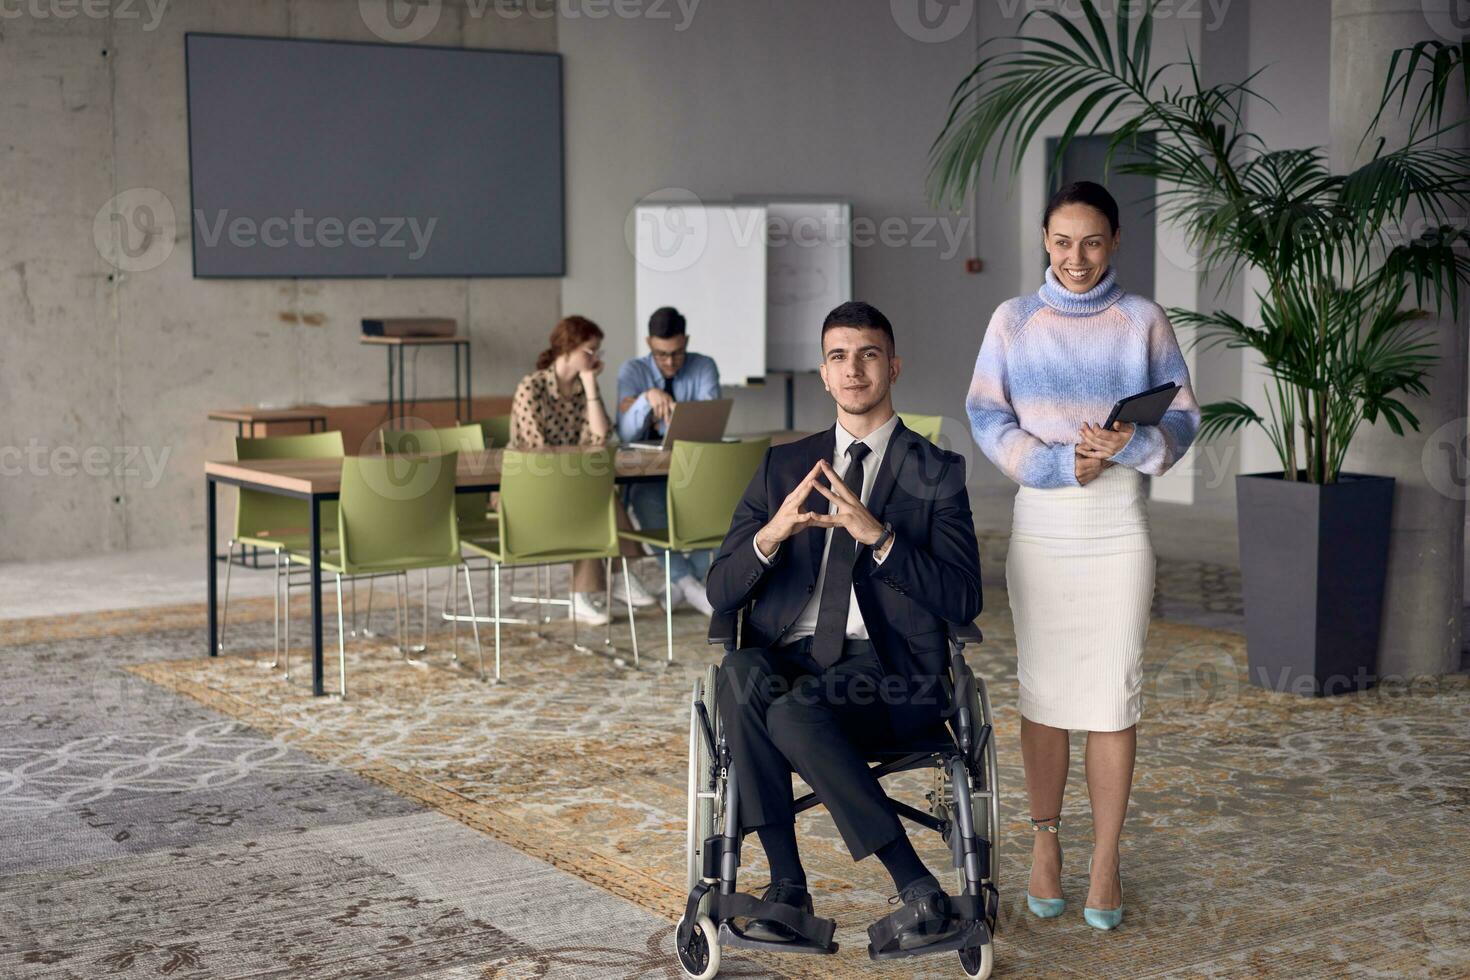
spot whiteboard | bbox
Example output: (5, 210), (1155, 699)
(762, 202), (852, 372)
(634, 203), (768, 385)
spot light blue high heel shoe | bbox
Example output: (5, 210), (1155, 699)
(1026, 816), (1066, 918)
(1084, 855), (1124, 930)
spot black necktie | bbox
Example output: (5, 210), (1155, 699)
(645, 373), (677, 441)
(810, 441), (871, 668)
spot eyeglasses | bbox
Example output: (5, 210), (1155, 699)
(651, 348), (687, 362)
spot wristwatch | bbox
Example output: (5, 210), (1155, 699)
(872, 522), (895, 558)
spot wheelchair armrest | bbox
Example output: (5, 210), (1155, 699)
(948, 620), (983, 649)
(943, 620), (983, 759)
(708, 606), (743, 650)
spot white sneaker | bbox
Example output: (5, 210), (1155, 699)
(676, 575), (715, 617)
(571, 591), (611, 626)
(611, 570), (659, 608)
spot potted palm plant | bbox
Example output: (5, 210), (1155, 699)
(928, 0), (1469, 695)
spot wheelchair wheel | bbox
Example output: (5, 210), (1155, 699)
(959, 938), (994, 979)
(975, 673), (1000, 885)
(685, 665), (721, 895)
(675, 913), (719, 980)
(950, 671), (998, 979)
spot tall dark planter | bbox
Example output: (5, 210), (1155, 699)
(1236, 472), (1395, 696)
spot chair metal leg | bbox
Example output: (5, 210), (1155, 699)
(492, 562), (502, 681)
(420, 568), (430, 652)
(449, 566), (460, 663)
(464, 563), (488, 682)
(621, 556), (640, 668)
(570, 570), (586, 653)
(397, 572), (425, 665)
(349, 577), (358, 637)
(262, 547), (283, 669)
(282, 560), (292, 681)
(392, 572), (403, 651)
(604, 557), (613, 648)
(361, 576), (377, 637)
(218, 538), (238, 651)
(334, 573), (347, 699)
(665, 549), (674, 664)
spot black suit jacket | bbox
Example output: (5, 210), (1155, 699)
(706, 419), (983, 738)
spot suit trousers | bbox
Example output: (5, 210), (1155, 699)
(715, 638), (906, 862)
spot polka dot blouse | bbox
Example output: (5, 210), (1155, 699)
(510, 368), (607, 450)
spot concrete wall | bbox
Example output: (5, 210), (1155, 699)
(557, 0), (1007, 487)
(8, 0), (1451, 587)
(556, 0), (1327, 507)
(0, 0), (560, 564)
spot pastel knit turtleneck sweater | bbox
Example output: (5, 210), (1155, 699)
(965, 266), (1201, 489)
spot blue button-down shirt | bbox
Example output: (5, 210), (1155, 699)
(616, 351), (722, 443)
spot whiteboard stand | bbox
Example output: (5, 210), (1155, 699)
(766, 370), (821, 431)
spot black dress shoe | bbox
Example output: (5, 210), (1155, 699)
(743, 879), (813, 942)
(889, 875), (957, 950)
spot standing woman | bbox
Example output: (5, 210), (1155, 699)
(965, 181), (1200, 930)
(511, 315), (658, 625)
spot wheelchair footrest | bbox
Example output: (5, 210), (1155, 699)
(709, 891), (838, 954)
(866, 891), (995, 962)
(718, 922), (838, 956)
(868, 918), (990, 961)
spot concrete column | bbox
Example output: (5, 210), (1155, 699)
(1332, 0), (1469, 678)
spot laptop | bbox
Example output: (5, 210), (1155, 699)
(623, 398), (734, 451)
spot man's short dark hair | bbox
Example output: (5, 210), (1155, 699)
(648, 306), (687, 339)
(821, 301), (895, 352)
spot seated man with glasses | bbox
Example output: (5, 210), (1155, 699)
(617, 306), (723, 615)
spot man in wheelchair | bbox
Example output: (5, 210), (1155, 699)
(704, 301), (984, 955)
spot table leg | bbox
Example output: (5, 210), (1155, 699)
(454, 343), (461, 422)
(386, 347), (395, 429)
(207, 476), (218, 657)
(216, 429), (248, 567)
(242, 418), (259, 568)
(310, 494), (325, 697)
(464, 341), (472, 422)
(397, 346), (406, 422)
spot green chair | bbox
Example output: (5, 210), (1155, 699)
(381, 424), (498, 543)
(219, 430), (345, 662)
(619, 438), (769, 663)
(899, 413), (944, 445)
(461, 448), (640, 682)
(383, 424), (506, 638)
(296, 451), (484, 697)
(474, 414), (513, 449)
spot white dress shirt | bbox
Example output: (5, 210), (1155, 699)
(754, 413), (900, 641)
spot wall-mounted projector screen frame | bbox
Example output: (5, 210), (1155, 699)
(185, 33), (564, 278)
(633, 202), (768, 385)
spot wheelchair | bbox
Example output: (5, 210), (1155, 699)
(674, 608), (1000, 979)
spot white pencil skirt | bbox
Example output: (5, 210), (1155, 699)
(1005, 464), (1156, 732)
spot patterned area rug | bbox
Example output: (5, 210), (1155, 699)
(117, 575), (1470, 978)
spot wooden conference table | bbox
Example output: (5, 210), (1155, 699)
(204, 435), (803, 696)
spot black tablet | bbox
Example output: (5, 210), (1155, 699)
(1102, 382), (1180, 430)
